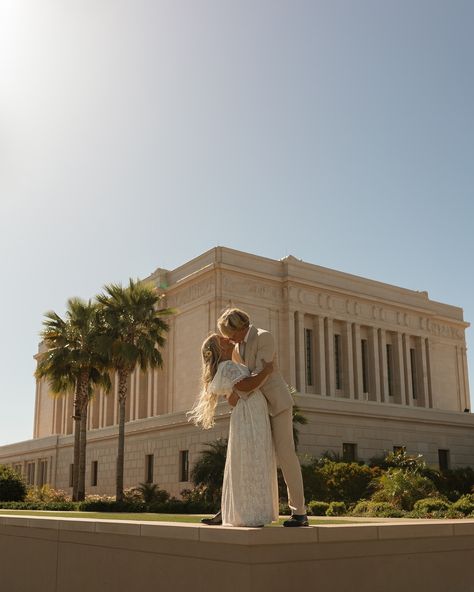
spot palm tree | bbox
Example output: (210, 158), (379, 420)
(35, 298), (110, 501)
(96, 279), (172, 501)
(190, 439), (228, 507)
(288, 386), (308, 450)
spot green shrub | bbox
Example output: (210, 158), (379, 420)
(278, 503), (291, 516)
(0, 501), (77, 511)
(78, 498), (146, 512)
(326, 501), (346, 516)
(413, 497), (451, 516)
(351, 500), (371, 515)
(443, 508), (465, 519)
(137, 483), (170, 504)
(301, 462), (327, 502)
(0, 465), (27, 502)
(352, 500), (404, 517)
(148, 498), (189, 513)
(452, 495), (474, 516)
(308, 501), (329, 516)
(431, 467), (474, 501)
(302, 459), (377, 505)
(371, 468), (438, 510)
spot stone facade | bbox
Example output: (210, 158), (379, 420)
(0, 246), (472, 496)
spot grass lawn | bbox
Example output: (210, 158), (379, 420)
(0, 510), (357, 525)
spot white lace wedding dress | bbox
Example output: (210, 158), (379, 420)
(209, 360), (279, 527)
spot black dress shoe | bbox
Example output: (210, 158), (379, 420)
(283, 514), (309, 527)
(201, 511), (222, 526)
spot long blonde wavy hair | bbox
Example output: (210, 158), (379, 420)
(188, 333), (223, 429)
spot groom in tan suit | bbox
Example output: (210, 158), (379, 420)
(202, 307), (308, 527)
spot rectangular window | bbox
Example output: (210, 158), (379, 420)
(26, 462), (35, 486)
(179, 450), (189, 482)
(69, 464), (74, 488)
(361, 339), (369, 393)
(305, 328), (313, 387)
(410, 348), (418, 398)
(334, 334), (342, 390)
(91, 461), (98, 487)
(386, 344), (394, 397)
(342, 443), (357, 462)
(38, 460), (48, 487)
(438, 449), (450, 472)
(145, 454), (154, 484)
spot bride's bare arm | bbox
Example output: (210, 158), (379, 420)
(235, 359), (274, 392)
(227, 359), (274, 408)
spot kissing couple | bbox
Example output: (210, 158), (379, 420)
(189, 308), (308, 527)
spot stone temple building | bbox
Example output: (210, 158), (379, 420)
(0, 246), (472, 497)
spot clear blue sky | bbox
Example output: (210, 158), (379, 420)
(0, 0), (473, 446)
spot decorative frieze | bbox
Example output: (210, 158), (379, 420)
(285, 288), (465, 342)
(427, 320), (463, 340)
(167, 280), (215, 308)
(222, 275), (282, 302)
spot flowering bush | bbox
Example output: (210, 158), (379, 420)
(26, 485), (70, 503)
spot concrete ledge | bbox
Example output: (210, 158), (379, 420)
(2, 515), (474, 591)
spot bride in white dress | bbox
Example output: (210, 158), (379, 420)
(189, 333), (279, 527)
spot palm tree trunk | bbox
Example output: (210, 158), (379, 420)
(73, 371), (89, 502)
(77, 401), (88, 501)
(72, 408), (81, 501)
(116, 369), (128, 502)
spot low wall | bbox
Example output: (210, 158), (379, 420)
(1, 515), (474, 592)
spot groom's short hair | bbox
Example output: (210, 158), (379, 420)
(218, 308), (250, 337)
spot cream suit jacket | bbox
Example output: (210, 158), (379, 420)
(233, 325), (293, 417)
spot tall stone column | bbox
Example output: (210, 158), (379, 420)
(325, 317), (335, 396)
(166, 318), (175, 413)
(352, 323), (363, 399)
(98, 389), (104, 428)
(288, 310), (297, 388)
(129, 369), (136, 421)
(368, 326), (381, 402)
(315, 316), (326, 396)
(424, 338), (433, 408)
(462, 347), (471, 411)
(456, 345), (464, 411)
(417, 336), (429, 408)
(295, 311), (306, 393)
(343, 322), (355, 399)
(378, 329), (389, 403)
(134, 369), (141, 419)
(153, 369), (159, 416)
(87, 399), (93, 430)
(403, 334), (414, 406)
(52, 397), (58, 435)
(147, 370), (153, 418)
(392, 333), (405, 405)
